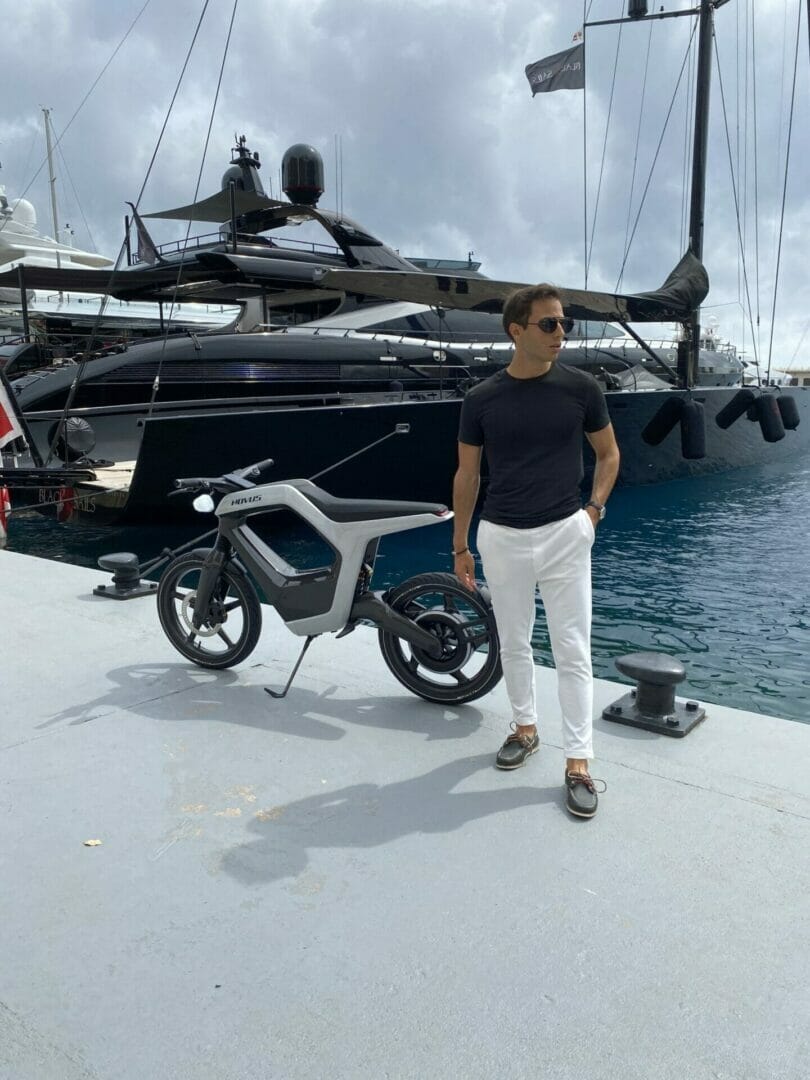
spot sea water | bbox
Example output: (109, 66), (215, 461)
(5, 458), (809, 724)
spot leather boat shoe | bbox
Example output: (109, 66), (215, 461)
(565, 771), (606, 817)
(495, 725), (539, 770)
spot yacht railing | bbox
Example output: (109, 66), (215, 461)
(261, 325), (680, 353)
(262, 324), (514, 354)
(134, 231), (343, 264)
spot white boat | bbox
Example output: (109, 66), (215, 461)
(0, 108), (239, 349)
(0, 187), (239, 339)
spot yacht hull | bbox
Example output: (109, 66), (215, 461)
(18, 385), (810, 524)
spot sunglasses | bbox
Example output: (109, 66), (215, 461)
(527, 316), (575, 334)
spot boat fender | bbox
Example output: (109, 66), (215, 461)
(680, 398), (706, 459)
(714, 387), (756, 429)
(756, 393), (786, 443)
(776, 394), (800, 431)
(641, 396), (683, 446)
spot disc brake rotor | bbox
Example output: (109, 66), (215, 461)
(180, 590), (222, 639)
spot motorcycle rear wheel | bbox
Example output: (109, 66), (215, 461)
(378, 572), (502, 704)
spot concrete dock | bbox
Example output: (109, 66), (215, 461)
(2, 550), (809, 1080)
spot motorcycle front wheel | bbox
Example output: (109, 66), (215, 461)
(378, 572), (502, 704)
(157, 553), (262, 669)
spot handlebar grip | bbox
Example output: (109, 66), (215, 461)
(172, 477), (210, 491)
(240, 457), (275, 480)
(251, 457), (275, 475)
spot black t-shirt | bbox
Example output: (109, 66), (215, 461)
(458, 364), (610, 528)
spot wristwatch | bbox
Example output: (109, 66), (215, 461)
(585, 500), (606, 521)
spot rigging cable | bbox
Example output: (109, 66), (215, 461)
(712, 25), (761, 375)
(617, 12), (654, 292)
(146, 0), (240, 418)
(789, 317), (810, 369)
(737, 0), (749, 371)
(44, 0), (212, 465)
(751, 0), (761, 373)
(765, 0), (802, 383)
(8, 128), (38, 202)
(755, 0), (793, 380)
(582, 0), (591, 285)
(586, 2), (625, 283)
(54, 139), (99, 255)
(613, 19), (698, 292)
(0, 0), (152, 237)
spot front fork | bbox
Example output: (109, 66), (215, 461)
(191, 537), (230, 630)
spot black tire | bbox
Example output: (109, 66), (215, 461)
(378, 572), (502, 704)
(157, 552), (262, 669)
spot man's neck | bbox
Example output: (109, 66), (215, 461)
(507, 351), (553, 380)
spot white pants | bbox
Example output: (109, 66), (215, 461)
(477, 511), (595, 760)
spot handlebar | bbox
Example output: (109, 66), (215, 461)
(168, 457), (275, 497)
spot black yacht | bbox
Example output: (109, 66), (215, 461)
(1, 19), (808, 526)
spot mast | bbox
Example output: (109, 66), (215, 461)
(42, 107), (61, 271)
(682, 0), (716, 388)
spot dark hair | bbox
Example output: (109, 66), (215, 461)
(502, 284), (561, 340)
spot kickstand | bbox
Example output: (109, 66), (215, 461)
(264, 636), (317, 700)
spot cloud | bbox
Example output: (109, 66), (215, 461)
(1, 0), (807, 368)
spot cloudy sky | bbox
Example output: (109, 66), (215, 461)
(1, 0), (807, 371)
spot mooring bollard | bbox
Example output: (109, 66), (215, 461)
(602, 651), (706, 737)
(94, 552), (157, 600)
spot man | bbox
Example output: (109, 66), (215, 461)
(452, 284), (620, 818)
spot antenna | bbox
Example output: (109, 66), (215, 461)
(334, 133), (338, 215)
(339, 133), (344, 218)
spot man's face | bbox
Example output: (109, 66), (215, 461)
(511, 298), (566, 364)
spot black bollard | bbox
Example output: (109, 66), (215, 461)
(93, 552), (157, 600)
(602, 651), (706, 737)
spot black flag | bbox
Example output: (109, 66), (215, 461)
(127, 202), (160, 265)
(525, 43), (584, 95)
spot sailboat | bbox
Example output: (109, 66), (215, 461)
(0, 0), (807, 524)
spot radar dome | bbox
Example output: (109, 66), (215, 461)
(10, 198), (37, 228)
(282, 144), (324, 206)
(221, 164), (246, 191)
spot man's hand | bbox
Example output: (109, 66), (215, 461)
(454, 550), (477, 591)
(584, 505), (600, 531)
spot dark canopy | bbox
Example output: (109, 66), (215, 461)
(0, 250), (708, 323)
(315, 250), (709, 323)
(0, 263), (237, 303)
(143, 190), (285, 222)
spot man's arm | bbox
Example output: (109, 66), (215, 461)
(452, 441), (482, 589)
(585, 423), (620, 527)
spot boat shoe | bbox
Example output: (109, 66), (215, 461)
(495, 724), (540, 770)
(565, 771), (606, 818)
